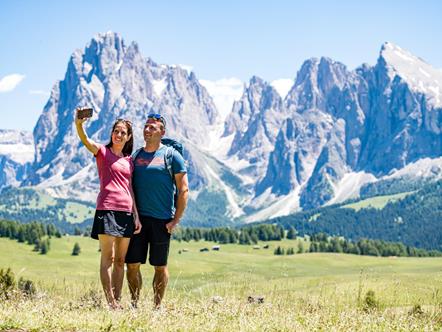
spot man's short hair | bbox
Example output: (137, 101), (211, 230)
(146, 113), (166, 129)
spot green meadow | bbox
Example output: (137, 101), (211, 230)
(1, 236), (442, 331)
(341, 192), (412, 211)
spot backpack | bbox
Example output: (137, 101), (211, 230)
(132, 137), (184, 208)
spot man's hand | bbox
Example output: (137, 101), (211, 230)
(133, 216), (142, 234)
(165, 219), (179, 234)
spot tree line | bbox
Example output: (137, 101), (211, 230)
(307, 233), (442, 257)
(173, 224), (293, 244)
(0, 220), (61, 254)
(172, 223), (442, 257)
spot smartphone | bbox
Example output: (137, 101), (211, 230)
(77, 107), (93, 119)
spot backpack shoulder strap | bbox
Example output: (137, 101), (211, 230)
(164, 146), (174, 179)
(132, 148), (143, 161)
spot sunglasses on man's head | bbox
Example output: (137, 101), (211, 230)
(147, 113), (162, 119)
(147, 113), (166, 127)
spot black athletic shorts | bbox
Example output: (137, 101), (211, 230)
(125, 215), (172, 266)
(91, 210), (134, 240)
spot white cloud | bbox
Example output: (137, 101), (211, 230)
(270, 78), (294, 99)
(0, 74), (25, 93)
(29, 90), (50, 96)
(200, 78), (244, 121)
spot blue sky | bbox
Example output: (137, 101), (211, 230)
(1, 0), (441, 131)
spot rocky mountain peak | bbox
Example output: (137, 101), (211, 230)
(378, 42), (442, 108)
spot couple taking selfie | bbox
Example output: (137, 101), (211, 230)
(75, 108), (189, 310)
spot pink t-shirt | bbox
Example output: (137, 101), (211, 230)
(95, 145), (134, 212)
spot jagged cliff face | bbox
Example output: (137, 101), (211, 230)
(357, 42), (442, 175)
(3, 33), (442, 223)
(222, 43), (442, 213)
(223, 76), (287, 179)
(24, 32), (218, 198)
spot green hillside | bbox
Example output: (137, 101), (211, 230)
(0, 187), (94, 232)
(270, 180), (442, 250)
(0, 237), (441, 331)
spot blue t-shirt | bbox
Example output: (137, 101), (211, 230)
(133, 145), (187, 219)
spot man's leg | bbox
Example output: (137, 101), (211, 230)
(112, 237), (131, 303)
(98, 234), (117, 308)
(153, 265), (169, 308)
(126, 263), (142, 306)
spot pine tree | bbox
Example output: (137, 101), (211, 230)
(287, 227), (297, 239)
(274, 246), (285, 255)
(297, 241), (304, 253)
(72, 242), (81, 256)
(40, 240), (48, 255)
(286, 247), (295, 255)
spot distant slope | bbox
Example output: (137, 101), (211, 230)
(342, 192), (413, 211)
(0, 187), (94, 232)
(268, 180), (442, 250)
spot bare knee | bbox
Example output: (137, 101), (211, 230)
(101, 253), (113, 268)
(154, 266), (168, 276)
(126, 263), (140, 275)
(113, 256), (125, 269)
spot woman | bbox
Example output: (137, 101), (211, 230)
(75, 109), (141, 309)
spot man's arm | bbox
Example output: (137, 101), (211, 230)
(165, 172), (189, 234)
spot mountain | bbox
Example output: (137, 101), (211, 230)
(0, 130), (34, 188)
(23, 32), (219, 203)
(357, 42), (442, 175)
(2, 33), (442, 227)
(234, 44), (442, 217)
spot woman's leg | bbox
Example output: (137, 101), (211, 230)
(98, 234), (117, 308)
(112, 237), (131, 302)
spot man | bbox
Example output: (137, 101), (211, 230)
(125, 113), (189, 309)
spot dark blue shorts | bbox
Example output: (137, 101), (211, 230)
(125, 215), (172, 266)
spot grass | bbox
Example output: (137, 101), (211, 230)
(1, 236), (442, 331)
(341, 192), (413, 211)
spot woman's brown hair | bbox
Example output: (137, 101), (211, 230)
(106, 119), (133, 156)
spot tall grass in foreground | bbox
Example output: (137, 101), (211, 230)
(1, 276), (442, 331)
(1, 237), (442, 331)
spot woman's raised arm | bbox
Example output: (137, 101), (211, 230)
(74, 108), (100, 155)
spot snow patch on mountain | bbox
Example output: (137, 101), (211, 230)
(203, 162), (244, 218)
(245, 187), (301, 223)
(0, 130), (34, 164)
(85, 75), (105, 103)
(153, 77), (167, 96)
(0, 144), (34, 164)
(382, 157), (442, 180)
(327, 171), (377, 205)
(36, 163), (97, 201)
(381, 42), (442, 107)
